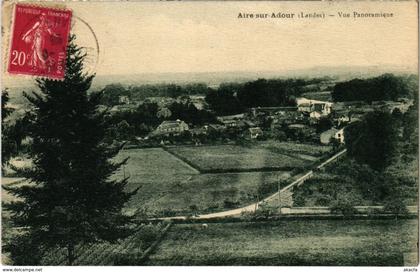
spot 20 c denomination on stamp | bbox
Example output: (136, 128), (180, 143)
(7, 4), (72, 80)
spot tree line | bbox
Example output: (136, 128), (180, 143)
(100, 83), (211, 105)
(205, 78), (328, 115)
(332, 74), (417, 102)
(100, 77), (331, 116)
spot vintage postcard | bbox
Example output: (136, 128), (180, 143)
(1, 0), (418, 269)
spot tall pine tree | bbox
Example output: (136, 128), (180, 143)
(2, 89), (15, 166)
(3, 35), (137, 265)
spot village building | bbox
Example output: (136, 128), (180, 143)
(246, 127), (263, 139)
(287, 124), (315, 139)
(309, 111), (323, 119)
(334, 114), (350, 126)
(189, 95), (207, 110)
(248, 106), (297, 118)
(119, 95), (130, 104)
(207, 124), (226, 133)
(154, 119), (189, 135)
(217, 114), (246, 129)
(296, 97), (333, 116)
(271, 111), (305, 127)
(144, 97), (176, 108)
(320, 128), (345, 145)
(110, 103), (138, 113)
(189, 127), (207, 136)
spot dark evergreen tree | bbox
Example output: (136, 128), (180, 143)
(2, 89), (12, 120)
(2, 89), (15, 166)
(3, 35), (137, 265)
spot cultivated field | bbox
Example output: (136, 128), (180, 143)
(146, 219), (418, 266)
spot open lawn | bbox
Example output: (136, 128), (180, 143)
(146, 219), (418, 266)
(257, 141), (332, 157)
(165, 143), (324, 172)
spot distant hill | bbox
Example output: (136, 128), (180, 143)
(91, 65), (416, 89)
(3, 65), (416, 91)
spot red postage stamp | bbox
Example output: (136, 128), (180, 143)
(7, 4), (72, 79)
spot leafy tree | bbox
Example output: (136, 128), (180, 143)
(116, 120), (133, 141)
(100, 83), (129, 106)
(128, 83), (210, 101)
(205, 87), (244, 116)
(168, 101), (216, 125)
(316, 117), (333, 133)
(344, 111), (399, 171)
(332, 74), (412, 102)
(330, 197), (357, 216)
(383, 197), (408, 215)
(3, 35), (137, 265)
(237, 79), (300, 108)
(402, 102), (418, 154)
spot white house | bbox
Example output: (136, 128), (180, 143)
(320, 127), (345, 144)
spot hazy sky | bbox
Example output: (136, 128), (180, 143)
(2, 1), (418, 78)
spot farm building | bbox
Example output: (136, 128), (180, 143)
(320, 128), (345, 144)
(155, 119), (189, 135)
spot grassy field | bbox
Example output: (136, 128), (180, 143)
(113, 142), (333, 216)
(257, 141), (332, 157)
(113, 147), (295, 217)
(146, 219), (418, 266)
(166, 143), (328, 172)
(292, 173), (373, 207)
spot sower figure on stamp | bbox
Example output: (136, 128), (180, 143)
(22, 12), (60, 70)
